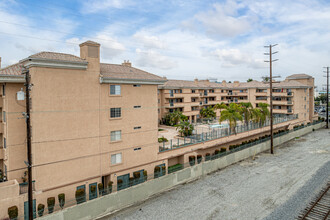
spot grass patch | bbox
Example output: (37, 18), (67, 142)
(158, 129), (165, 131)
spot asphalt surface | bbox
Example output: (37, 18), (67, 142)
(99, 128), (330, 220)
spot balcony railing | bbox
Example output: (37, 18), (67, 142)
(159, 114), (299, 152)
(19, 181), (35, 194)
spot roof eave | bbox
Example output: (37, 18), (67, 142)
(21, 58), (88, 70)
(100, 77), (166, 85)
(0, 75), (25, 83)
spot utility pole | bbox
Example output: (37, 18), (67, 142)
(264, 44), (278, 154)
(23, 68), (33, 220)
(324, 67), (329, 129)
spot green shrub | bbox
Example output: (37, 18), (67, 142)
(108, 181), (113, 193)
(8, 206), (18, 220)
(38, 204), (45, 217)
(220, 147), (226, 153)
(154, 166), (161, 172)
(98, 183), (103, 190)
(58, 193), (65, 209)
(129, 177), (135, 186)
(168, 163), (183, 174)
(75, 188), (85, 204)
(189, 156), (195, 166)
(158, 137), (168, 143)
(47, 197), (55, 213)
(197, 155), (202, 164)
(143, 171), (148, 181)
(91, 185), (96, 193)
(214, 149), (220, 155)
(133, 172), (141, 179)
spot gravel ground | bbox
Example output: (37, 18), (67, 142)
(101, 128), (330, 220)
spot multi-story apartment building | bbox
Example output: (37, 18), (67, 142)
(158, 75), (316, 123)
(0, 41), (166, 218)
(0, 40), (317, 219)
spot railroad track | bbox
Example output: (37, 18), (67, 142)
(297, 181), (330, 220)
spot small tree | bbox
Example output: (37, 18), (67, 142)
(175, 121), (194, 137)
(47, 197), (55, 214)
(219, 103), (243, 134)
(247, 78), (253, 82)
(37, 204), (45, 217)
(8, 206), (18, 220)
(200, 106), (216, 119)
(58, 193), (65, 209)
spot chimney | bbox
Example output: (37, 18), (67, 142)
(122, 60), (132, 67)
(79, 40), (100, 60)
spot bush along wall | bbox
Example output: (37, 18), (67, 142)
(205, 153), (211, 161)
(58, 193), (65, 209)
(197, 155), (202, 164)
(47, 197), (55, 214)
(8, 206), (18, 220)
(108, 181), (113, 194)
(75, 188), (86, 204)
(143, 170), (148, 181)
(189, 156), (196, 166)
(38, 204), (45, 217)
(98, 183), (103, 196)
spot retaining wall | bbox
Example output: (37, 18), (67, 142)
(39, 122), (325, 220)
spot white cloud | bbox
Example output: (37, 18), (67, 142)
(133, 31), (165, 49)
(135, 48), (177, 70)
(81, 0), (132, 13)
(211, 48), (264, 69)
(189, 1), (252, 38)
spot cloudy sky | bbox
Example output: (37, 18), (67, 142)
(1, 0), (330, 89)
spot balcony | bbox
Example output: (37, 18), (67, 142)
(287, 109), (293, 114)
(164, 93), (184, 98)
(255, 92), (267, 96)
(287, 101), (293, 105)
(272, 100), (287, 105)
(272, 92), (294, 97)
(166, 102), (184, 108)
(273, 109), (288, 114)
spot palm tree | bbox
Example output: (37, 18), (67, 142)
(219, 103), (243, 134)
(164, 111), (188, 126)
(214, 102), (227, 115)
(200, 106), (216, 119)
(257, 103), (270, 126)
(175, 120), (194, 137)
(239, 102), (253, 128)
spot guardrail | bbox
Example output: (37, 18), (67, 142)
(159, 114), (299, 152)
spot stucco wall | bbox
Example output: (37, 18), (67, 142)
(38, 122), (325, 220)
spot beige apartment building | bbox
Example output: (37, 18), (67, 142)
(0, 40), (317, 219)
(158, 75), (316, 123)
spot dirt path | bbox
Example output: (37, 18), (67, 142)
(101, 128), (330, 220)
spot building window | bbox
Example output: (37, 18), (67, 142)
(110, 85), (121, 95)
(158, 99), (160, 103)
(191, 89), (195, 93)
(304, 97), (306, 101)
(134, 147), (141, 151)
(134, 126), (141, 130)
(110, 130), (121, 142)
(158, 109), (160, 113)
(134, 106), (141, 109)
(4, 138), (6, 149)
(110, 108), (121, 118)
(304, 105), (306, 109)
(3, 111), (5, 123)
(111, 153), (122, 165)
(133, 85), (141, 87)
(2, 84), (5, 96)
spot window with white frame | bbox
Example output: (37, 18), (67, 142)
(110, 130), (121, 142)
(111, 153), (122, 165)
(110, 108), (121, 118)
(110, 85), (121, 95)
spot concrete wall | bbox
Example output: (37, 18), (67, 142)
(39, 122), (325, 220)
